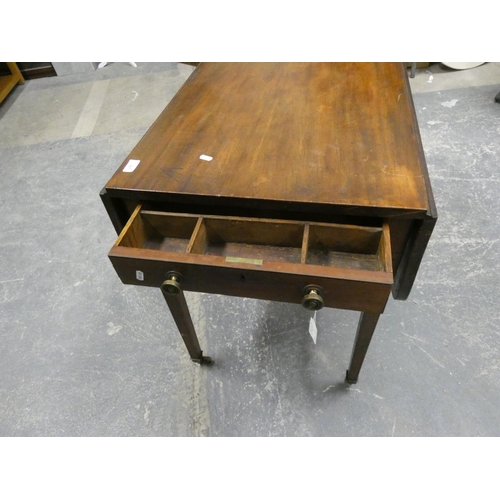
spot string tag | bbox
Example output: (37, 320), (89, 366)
(309, 311), (318, 344)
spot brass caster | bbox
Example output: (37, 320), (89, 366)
(192, 356), (213, 366)
(302, 285), (324, 311)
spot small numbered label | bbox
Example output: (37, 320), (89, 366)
(123, 159), (140, 172)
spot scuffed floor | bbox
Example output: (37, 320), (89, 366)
(1, 62), (499, 436)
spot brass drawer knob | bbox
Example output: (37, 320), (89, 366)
(302, 285), (324, 311)
(161, 272), (183, 295)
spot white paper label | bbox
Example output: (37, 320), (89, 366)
(136, 270), (144, 281)
(199, 154), (213, 161)
(309, 311), (318, 344)
(123, 159), (140, 172)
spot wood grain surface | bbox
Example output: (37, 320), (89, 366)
(105, 63), (431, 214)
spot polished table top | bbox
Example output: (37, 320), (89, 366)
(104, 62), (434, 219)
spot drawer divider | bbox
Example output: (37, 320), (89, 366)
(186, 216), (206, 254)
(380, 222), (393, 274)
(301, 223), (310, 264)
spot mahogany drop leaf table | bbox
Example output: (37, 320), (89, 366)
(101, 63), (437, 383)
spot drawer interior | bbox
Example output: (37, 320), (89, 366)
(306, 223), (383, 271)
(118, 208), (199, 253)
(142, 212), (199, 252)
(191, 218), (304, 264)
(114, 206), (391, 272)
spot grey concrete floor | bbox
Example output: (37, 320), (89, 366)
(1, 62), (499, 436)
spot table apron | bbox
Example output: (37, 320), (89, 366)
(109, 253), (392, 313)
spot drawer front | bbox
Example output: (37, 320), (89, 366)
(108, 206), (393, 313)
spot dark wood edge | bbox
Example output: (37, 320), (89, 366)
(20, 65), (57, 80)
(392, 217), (437, 300)
(390, 65), (437, 300)
(103, 187), (430, 222)
(99, 188), (131, 234)
(400, 63), (438, 219)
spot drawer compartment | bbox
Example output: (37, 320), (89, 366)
(305, 223), (384, 271)
(190, 217), (304, 264)
(118, 209), (199, 253)
(109, 205), (393, 313)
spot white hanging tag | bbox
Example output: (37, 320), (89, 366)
(309, 311), (318, 344)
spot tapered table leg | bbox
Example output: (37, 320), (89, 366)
(345, 312), (380, 384)
(160, 273), (212, 365)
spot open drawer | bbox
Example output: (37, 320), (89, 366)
(108, 205), (394, 313)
